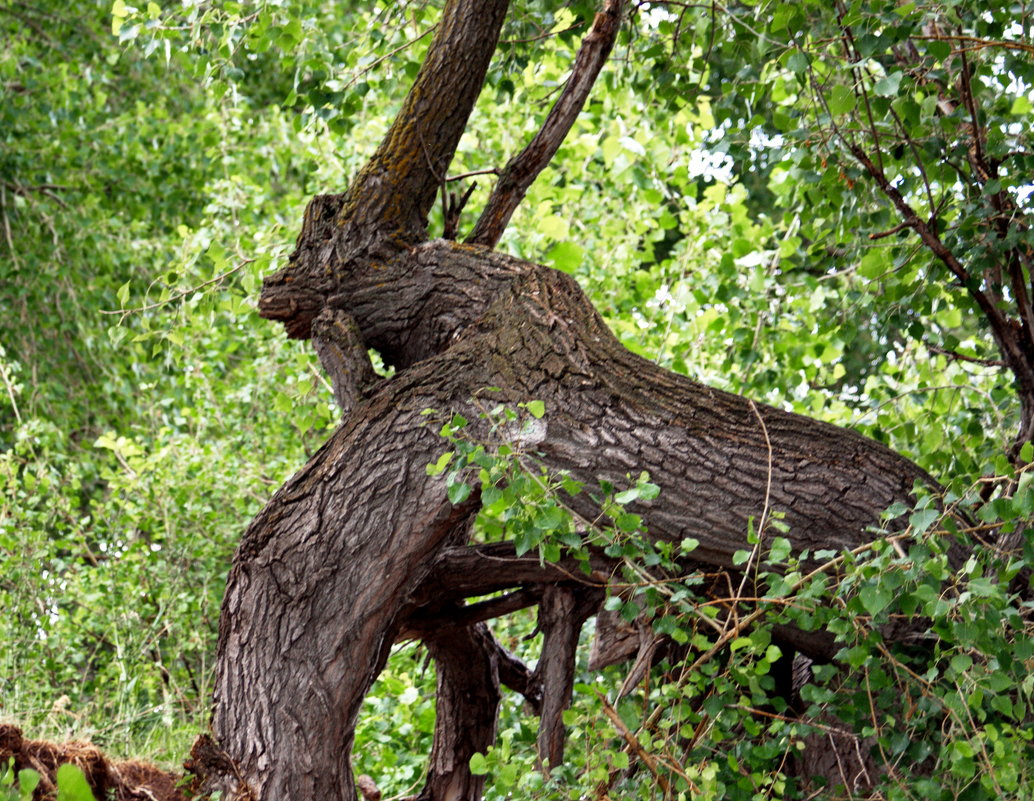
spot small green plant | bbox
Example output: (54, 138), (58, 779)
(0, 760), (39, 801)
(0, 761), (96, 801)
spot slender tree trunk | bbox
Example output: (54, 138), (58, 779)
(416, 620), (502, 801)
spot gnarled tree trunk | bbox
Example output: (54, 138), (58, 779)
(195, 1), (944, 798)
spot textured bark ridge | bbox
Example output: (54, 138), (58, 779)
(202, 1), (945, 799)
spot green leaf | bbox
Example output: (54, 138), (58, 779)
(1011, 96), (1033, 116)
(827, 85), (856, 115)
(767, 537), (791, 563)
(426, 452), (453, 476)
(615, 512), (641, 532)
(636, 474), (660, 500)
(859, 584), (892, 616)
(19, 770), (40, 796)
(469, 753), (489, 776)
(785, 50), (809, 74)
(614, 487), (639, 505)
(858, 248), (889, 279)
(873, 71), (903, 97)
(908, 508), (939, 533)
(55, 765), (96, 801)
(534, 504), (565, 530)
(546, 241), (584, 273)
(525, 399), (545, 419)
(447, 481), (471, 505)
(1019, 441), (1033, 464)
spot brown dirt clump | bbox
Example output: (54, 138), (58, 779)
(0, 724), (187, 801)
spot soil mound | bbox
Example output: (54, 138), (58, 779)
(0, 724), (186, 801)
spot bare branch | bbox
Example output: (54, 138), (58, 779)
(403, 588), (543, 635)
(926, 343), (1006, 368)
(468, 0), (624, 248)
(911, 32), (1034, 56)
(447, 168), (499, 182)
(868, 221), (911, 240)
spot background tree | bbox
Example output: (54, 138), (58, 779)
(1, 1), (1031, 800)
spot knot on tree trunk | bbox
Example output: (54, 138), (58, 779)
(258, 193), (347, 339)
(185, 734), (254, 801)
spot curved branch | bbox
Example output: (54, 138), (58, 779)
(468, 0), (624, 248)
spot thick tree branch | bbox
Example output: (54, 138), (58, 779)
(403, 587), (544, 634)
(468, 0), (623, 248)
(342, 0), (510, 242)
(493, 639), (542, 712)
(417, 621), (501, 801)
(258, 0), (510, 338)
(414, 541), (617, 606)
(311, 308), (379, 417)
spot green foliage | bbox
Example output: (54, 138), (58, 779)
(427, 400), (664, 565)
(0, 761), (39, 801)
(2, 0), (1032, 797)
(0, 762), (95, 801)
(1, 0), (338, 761)
(352, 643), (439, 792)
(426, 410), (1034, 800)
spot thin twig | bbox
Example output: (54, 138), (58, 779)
(500, 22), (584, 45)
(910, 33), (1034, 56)
(100, 258), (253, 317)
(594, 690), (699, 794)
(0, 357), (22, 424)
(868, 221), (910, 240)
(341, 24), (438, 92)
(446, 168), (499, 183)
(728, 400), (773, 613)
(925, 344), (1005, 368)
(0, 184), (17, 269)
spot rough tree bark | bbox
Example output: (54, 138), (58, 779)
(194, 1), (950, 799)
